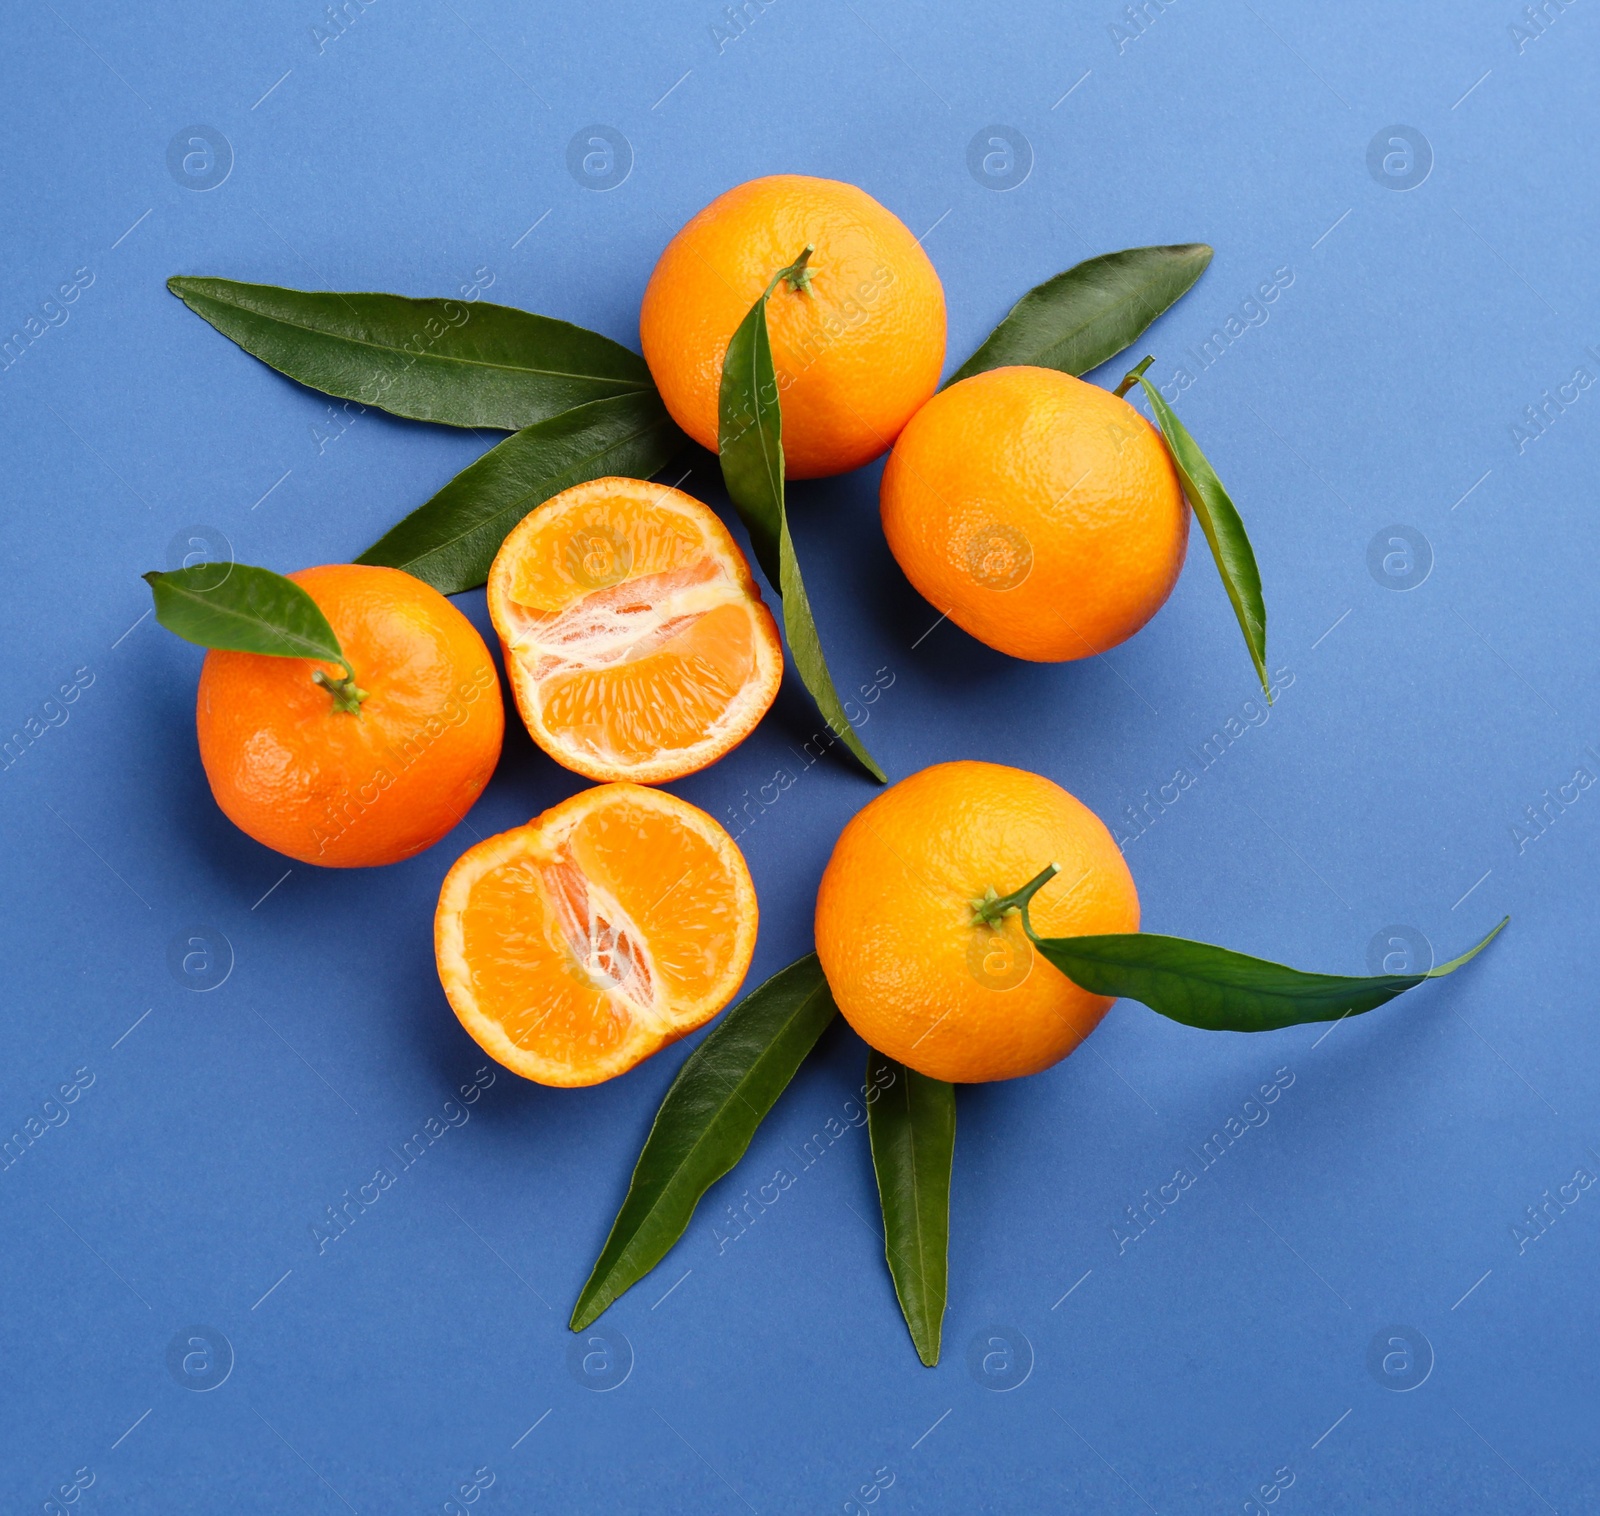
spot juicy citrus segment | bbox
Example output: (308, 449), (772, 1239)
(435, 783), (758, 1087)
(536, 598), (760, 766)
(459, 854), (642, 1070)
(563, 786), (750, 1018)
(487, 478), (783, 784)
(505, 494), (706, 611)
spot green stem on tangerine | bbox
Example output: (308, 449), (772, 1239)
(765, 243), (815, 299)
(1113, 355), (1155, 400)
(970, 863), (1060, 929)
(312, 660), (368, 715)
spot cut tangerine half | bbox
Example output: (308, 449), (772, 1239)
(434, 783), (758, 1086)
(487, 477), (783, 784)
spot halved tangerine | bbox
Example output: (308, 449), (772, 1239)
(486, 477), (783, 783)
(434, 783), (758, 1086)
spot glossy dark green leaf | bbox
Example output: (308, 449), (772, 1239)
(1121, 358), (1269, 698)
(775, 516), (888, 777)
(948, 244), (1212, 385)
(1029, 917), (1507, 1034)
(570, 954), (838, 1331)
(167, 276), (653, 430)
(718, 261), (886, 782)
(144, 563), (343, 665)
(356, 391), (681, 595)
(717, 288), (783, 586)
(866, 1050), (954, 1367)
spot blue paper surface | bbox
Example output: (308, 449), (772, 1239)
(1, 1), (1595, 1508)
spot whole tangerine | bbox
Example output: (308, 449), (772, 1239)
(880, 365), (1189, 661)
(640, 174), (946, 479)
(196, 564), (503, 867)
(814, 760), (1140, 1083)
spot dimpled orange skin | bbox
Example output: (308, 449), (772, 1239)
(639, 175), (946, 479)
(814, 761), (1140, 1084)
(880, 365), (1189, 661)
(196, 565), (503, 868)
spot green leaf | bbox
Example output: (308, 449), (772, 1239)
(775, 519), (886, 780)
(356, 392), (681, 595)
(1121, 357), (1269, 699)
(570, 953), (838, 1331)
(1028, 917), (1508, 1034)
(866, 1050), (954, 1367)
(167, 276), (654, 431)
(144, 563), (343, 666)
(716, 279), (784, 585)
(717, 254), (886, 783)
(948, 244), (1213, 386)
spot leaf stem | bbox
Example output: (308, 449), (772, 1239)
(970, 863), (1059, 927)
(1113, 355), (1154, 399)
(312, 660), (368, 715)
(767, 243), (815, 298)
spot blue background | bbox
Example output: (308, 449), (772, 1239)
(2, 0), (1594, 1509)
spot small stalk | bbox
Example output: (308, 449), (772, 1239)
(970, 863), (1060, 929)
(766, 243), (816, 299)
(313, 659), (368, 715)
(1114, 355), (1155, 400)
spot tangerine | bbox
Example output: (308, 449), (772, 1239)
(195, 564), (503, 867)
(880, 365), (1188, 660)
(640, 174), (946, 478)
(435, 783), (758, 1086)
(486, 477), (782, 783)
(814, 760), (1139, 1083)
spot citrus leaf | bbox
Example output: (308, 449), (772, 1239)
(356, 392), (681, 595)
(718, 258), (886, 783)
(775, 515), (888, 778)
(948, 244), (1212, 385)
(717, 286), (784, 586)
(570, 954), (838, 1331)
(1119, 357), (1269, 698)
(167, 276), (654, 430)
(1028, 917), (1507, 1034)
(866, 1050), (954, 1367)
(143, 563), (343, 665)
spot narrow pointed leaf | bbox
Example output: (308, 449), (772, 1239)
(167, 276), (654, 430)
(144, 563), (343, 664)
(1029, 917), (1507, 1034)
(1126, 363), (1269, 698)
(775, 516), (886, 779)
(866, 1050), (954, 1367)
(717, 293), (783, 585)
(356, 391), (680, 594)
(948, 244), (1212, 385)
(570, 954), (838, 1331)
(718, 276), (886, 782)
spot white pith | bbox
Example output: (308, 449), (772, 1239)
(538, 855), (664, 1028)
